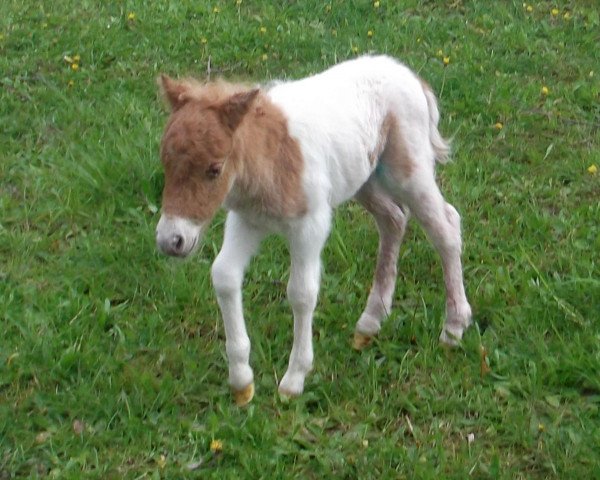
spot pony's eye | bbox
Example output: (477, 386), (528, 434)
(206, 163), (222, 179)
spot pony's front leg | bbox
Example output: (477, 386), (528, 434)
(279, 211), (331, 397)
(211, 213), (265, 406)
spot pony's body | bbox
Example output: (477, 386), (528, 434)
(156, 56), (472, 405)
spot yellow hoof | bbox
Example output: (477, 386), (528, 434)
(353, 332), (372, 350)
(233, 382), (254, 406)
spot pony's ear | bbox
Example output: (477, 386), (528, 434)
(217, 89), (260, 131)
(158, 75), (190, 110)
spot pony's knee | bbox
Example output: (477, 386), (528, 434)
(287, 279), (319, 313)
(211, 256), (242, 297)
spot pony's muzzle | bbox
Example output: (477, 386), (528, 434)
(156, 214), (203, 258)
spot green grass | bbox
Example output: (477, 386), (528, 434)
(1, 0), (599, 478)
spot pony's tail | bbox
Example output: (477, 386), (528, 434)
(421, 81), (451, 164)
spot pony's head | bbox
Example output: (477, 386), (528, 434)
(155, 75), (258, 257)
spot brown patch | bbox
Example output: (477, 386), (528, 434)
(227, 93), (307, 218)
(371, 114), (414, 178)
(368, 114), (393, 166)
(158, 77), (306, 222)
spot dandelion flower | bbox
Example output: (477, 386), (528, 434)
(259, 26), (267, 34)
(213, 6), (220, 13)
(563, 12), (571, 20)
(374, 1), (380, 8)
(210, 439), (223, 453)
(367, 30), (373, 38)
(127, 12), (136, 21)
(68, 80), (75, 88)
(588, 164), (598, 175)
(71, 63), (79, 71)
(551, 8), (559, 16)
(538, 423), (545, 432)
(352, 46), (359, 54)
(541, 86), (549, 95)
(443, 56), (450, 66)
(526, 5), (533, 12)
(73, 54), (80, 62)
(200, 37), (208, 44)
(261, 53), (268, 61)
(494, 122), (503, 130)
(437, 49), (443, 57)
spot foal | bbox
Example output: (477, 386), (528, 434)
(156, 56), (472, 405)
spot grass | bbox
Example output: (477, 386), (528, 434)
(1, 0), (599, 478)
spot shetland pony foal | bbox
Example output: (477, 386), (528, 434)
(156, 56), (472, 405)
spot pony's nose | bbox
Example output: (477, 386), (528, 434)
(157, 233), (185, 256)
(172, 234), (184, 253)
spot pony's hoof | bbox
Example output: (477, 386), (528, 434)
(439, 328), (462, 347)
(353, 332), (373, 350)
(278, 389), (298, 403)
(233, 382), (254, 406)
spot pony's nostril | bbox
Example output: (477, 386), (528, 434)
(172, 234), (184, 252)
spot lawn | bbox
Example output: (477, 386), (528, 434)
(1, 0), (599, 478)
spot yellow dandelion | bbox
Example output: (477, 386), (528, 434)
(71, 63), (79, 71)
(259, 26), (267, 34)
(541, 86), (549, 95)
(213, 6), (220, 13)
(261, 53), (268, 61)
(352, 46), (359, 54)
(374, 1), (380, 8)
(443, 56), (450, 66)
(538, 423), (545, 432)
(563, 12), (571, 20)
(127, 12), (136, 21)
(200, 37), (208, 44)
(437, 49), (443, 57)
(526, 5), (533, 12)
(494, 122), (503, 130)
(68, 80), (75, 88)
(588, 164), (598, 175)
(367, 30), (374, 38)
(210, 439), (223, 453)
(551, 8), (559, 16)
(73, 54), (80, 62)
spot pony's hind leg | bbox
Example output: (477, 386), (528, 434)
(353, 181), (408, 349)
(382, 162), (472, 344)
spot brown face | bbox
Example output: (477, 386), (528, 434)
(160, 103), (233, 222)
(155, 75), (259, 257)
